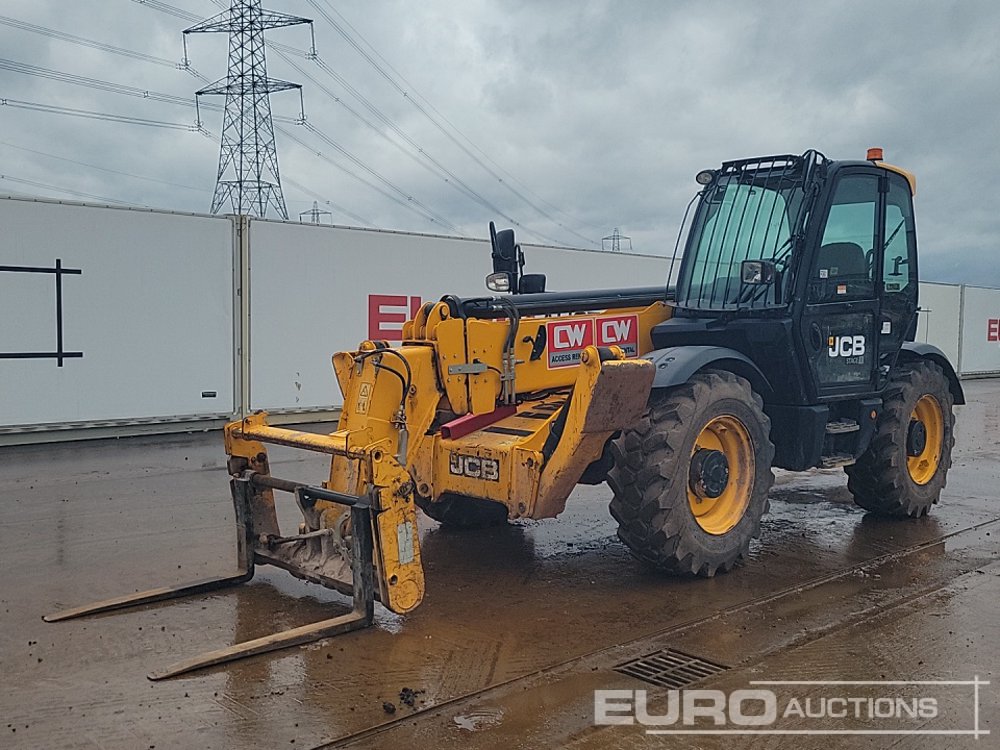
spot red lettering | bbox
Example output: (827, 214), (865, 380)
(368, 294), (422, 341)
(988, 319), (1000, 342)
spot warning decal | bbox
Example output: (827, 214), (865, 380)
(356, 381), (373, 414)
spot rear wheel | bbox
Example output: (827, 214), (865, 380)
(608, 370), (775, 576)
(415, 492), (510, 528)
(846, 361), (955, 516)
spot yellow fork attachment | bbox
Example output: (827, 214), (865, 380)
(43, 413), (424, 680)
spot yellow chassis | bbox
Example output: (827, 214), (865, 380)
(224, 298), (668, 612)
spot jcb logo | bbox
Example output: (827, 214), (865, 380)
(449, 453), (500, 481)
(828, 335), (866, 358)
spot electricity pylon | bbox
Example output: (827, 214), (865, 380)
(185, 0), (313, 219)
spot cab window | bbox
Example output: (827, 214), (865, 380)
(808, 174), (878, 303)
(883, 173), (917, 297)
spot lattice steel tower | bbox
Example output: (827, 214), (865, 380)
(299, 201), (332, 224)
(185, 1), (313, 219)
(602, 227), (632, 253)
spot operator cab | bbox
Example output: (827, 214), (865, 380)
(656, 148), (920, 407)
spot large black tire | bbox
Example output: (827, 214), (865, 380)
(415, 492), (510, 528)
(846, 360), (955, 516)
(608, 370), (775, 576)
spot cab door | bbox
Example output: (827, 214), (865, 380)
(797, 169), (882, 399)
(877, 172), (919, 373)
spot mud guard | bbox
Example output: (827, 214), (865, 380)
(644, 345), (773, 397)
(898, 342), (965, 405)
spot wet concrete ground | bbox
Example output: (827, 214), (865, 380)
(1, 381), (998, 749)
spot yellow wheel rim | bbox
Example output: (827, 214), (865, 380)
(687, 415), (755, 535)
(907, 394), (944, 485)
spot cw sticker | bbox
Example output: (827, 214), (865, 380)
(356, 381), (373, 414)
(545, 314), (639, 368)
(597, 314), (639, 357)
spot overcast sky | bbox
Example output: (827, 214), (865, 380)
(1, 0), (997, 285)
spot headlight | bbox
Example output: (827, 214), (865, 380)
(486, 272), (511, 292)
(695, 169), (717, 186)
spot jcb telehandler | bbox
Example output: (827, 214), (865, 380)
(47, 148), (962, 679)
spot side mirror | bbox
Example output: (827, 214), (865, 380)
(741, 259), (777, 285)
(489, 220), (525, 293)
(519, 273), (546, 294)
(490, 221), (519, 275)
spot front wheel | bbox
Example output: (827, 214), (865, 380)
(846, 360), (955, 516)
(608, 370), (775, 577)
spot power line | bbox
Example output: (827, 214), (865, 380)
(300, 121), (458, 231)
(308, 0), (602, 244)
(281, 175), (375, 227)
(316, 0), (606, 235)
(0, 13), (380, 226)
(0, 56), (298, 127)
(120, 0), (582, 239)
(150, 0), (577, 240)
(181, 0), (463, 232)
(0, 140), (210, 194)
(184, 0), (451, 228)
(0, 97), (202, 130)
(0, 54), (430, 229)
(276, 124), (458, 232)
(274, 48), (534, 235)
(210, 0), (586, 244)
(133, 0), (201, 22)
(194, 124), (379, 229)
(0, 13), (207, 80)
(0, 174), (144, 205)
(270, 46), (570, 247)
(0, 58), (196, 109)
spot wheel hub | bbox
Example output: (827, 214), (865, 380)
(689, 448), (730, 499)
(686, 414), (755, 536)
(907, 419), (927, 457)
(906, 394), (945, 486)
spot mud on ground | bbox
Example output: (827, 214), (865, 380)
(1, 381), (998, 749)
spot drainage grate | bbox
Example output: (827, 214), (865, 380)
(615, 648), (728, 689)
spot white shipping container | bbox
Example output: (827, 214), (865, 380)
(958, 285), (1000, 375)
(246, 220), (670, 411)
(915, 282), (962, 367)
(0, 198), (236, 429)
(2, 195), (994, 439)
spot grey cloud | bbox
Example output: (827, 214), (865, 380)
(0, 0), (996, 284)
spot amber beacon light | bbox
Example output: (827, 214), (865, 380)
(866, 146), (884, 161)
